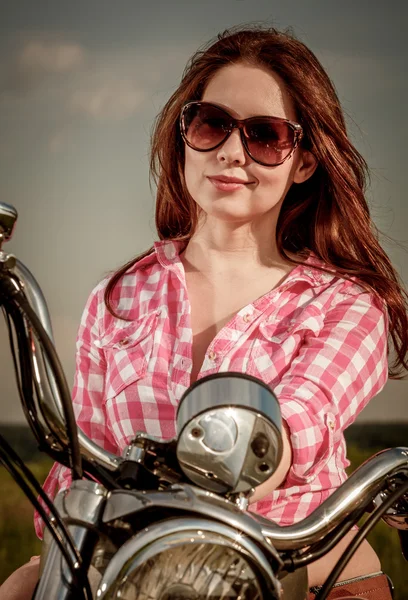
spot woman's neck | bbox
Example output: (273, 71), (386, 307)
(182, 217), (291, 280)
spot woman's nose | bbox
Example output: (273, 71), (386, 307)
(216, 129), (247, 165)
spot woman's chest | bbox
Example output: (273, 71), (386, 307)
(187, 284), (250, 384)
(99, 283), (322, 447)
(186, 270), (295, 382)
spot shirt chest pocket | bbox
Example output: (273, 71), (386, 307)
(96, 311), (160, 400)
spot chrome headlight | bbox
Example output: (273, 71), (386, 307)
(96, 518), (281, 599)
(176, 373), (282, 493)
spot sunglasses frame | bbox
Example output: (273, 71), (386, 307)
(180, 101), (304, 167)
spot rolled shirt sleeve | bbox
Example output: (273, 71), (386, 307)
(276, 288), (388, 485)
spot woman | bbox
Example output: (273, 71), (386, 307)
(2, 25), (404, 600)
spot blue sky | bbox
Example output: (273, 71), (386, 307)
(0, 0), (406, 422)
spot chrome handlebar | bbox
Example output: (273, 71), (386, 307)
(260, 446), (408, 549)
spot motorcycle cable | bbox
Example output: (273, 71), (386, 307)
(1, 304), (79, 555)
(5, 295), (122, 487)
(5, 300), (122, 498)
(0, 436), (93, 600)
(2, 303), (67, 454)
(0, 275), (93, 598)
(6, 300), (123, 496)
(0, 276), (68, 458)
(0, 273), (83, 480)
(2, 305), (46, 442)
(314, 477), (408, 600)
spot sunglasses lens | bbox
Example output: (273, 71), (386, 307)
(182, 104), (231, 150)
(245, 121), (296, 165)
(181, 103), (297, 166)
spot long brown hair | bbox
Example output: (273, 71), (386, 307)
(105, 25), (408, 377)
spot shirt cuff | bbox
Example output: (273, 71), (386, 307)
(280, 399), (336, 485)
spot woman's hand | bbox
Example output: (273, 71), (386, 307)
(0, 556), (40, 600)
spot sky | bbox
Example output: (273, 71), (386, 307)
(0, 0), (406, 423)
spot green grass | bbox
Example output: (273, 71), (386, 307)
(0, 458), (52, 584)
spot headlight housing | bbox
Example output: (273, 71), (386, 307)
(96, 518), (281, 599)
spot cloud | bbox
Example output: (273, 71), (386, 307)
(0, 37), (194, 152)
(0, 37), (86, 95)
(70, 79), (145, 121)
(19, 40), (85, 73)
(65, 44), (191, 122)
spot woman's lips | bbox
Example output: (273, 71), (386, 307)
(208, 177), (250, 192)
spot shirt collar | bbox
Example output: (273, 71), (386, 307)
(285, 254), (338, 287)
(154, 239), (186, 268)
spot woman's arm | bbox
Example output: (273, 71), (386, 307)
(250, 288), (388, 501)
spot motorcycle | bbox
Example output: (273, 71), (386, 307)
(0, 200), (407, 600)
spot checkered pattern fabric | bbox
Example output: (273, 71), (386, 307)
(34, 240), (388, 537)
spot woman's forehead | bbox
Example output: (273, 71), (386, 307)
(201, 63), (296, 121)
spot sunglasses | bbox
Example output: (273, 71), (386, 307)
(180, 101), (303, 167)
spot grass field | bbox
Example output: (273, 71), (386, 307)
(0, 432), (407, 597)
(0, 458), (51, 582)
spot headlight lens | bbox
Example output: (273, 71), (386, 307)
(119, 542), (264, 599)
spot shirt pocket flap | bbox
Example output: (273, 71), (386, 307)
(96, 311), (160, 398)
(259, 312), (323, 342)
(96, 310), (160, 350)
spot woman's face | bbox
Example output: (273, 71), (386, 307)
(183, 62), (316, 227)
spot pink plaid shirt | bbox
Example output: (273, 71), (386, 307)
(35, 240), (388, 537)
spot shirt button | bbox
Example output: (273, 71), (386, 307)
(243, 313), (251, 323)
(328, 420), (335, 430)
(119, 338), (130, 347)
(208, 350), (217, 361)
